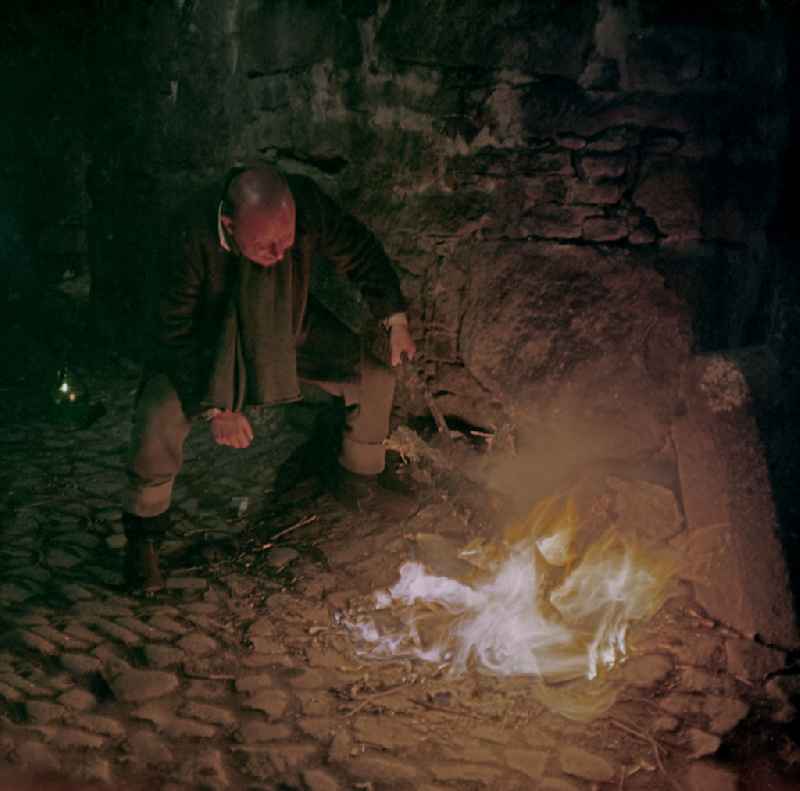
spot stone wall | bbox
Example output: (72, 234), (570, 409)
(76, 2), (789, 474)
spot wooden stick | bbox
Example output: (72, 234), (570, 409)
(607, 718), (682, 790)
(404, 364), (451, 441)
(342, 683), (411, 717)
(269, 514), (318, 542)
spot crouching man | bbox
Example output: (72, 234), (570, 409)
(121, 165), (416, 592)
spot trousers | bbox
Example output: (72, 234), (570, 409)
(121, 310), (395, 518)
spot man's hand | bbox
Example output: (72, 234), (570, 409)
(210, 410), (254, 448)
(390, 323), (417, 367)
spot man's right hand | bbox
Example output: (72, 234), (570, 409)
(210, 410), (254, 448)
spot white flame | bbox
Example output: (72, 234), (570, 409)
(344, 498), (674, 706)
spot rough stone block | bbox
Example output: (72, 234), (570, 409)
(569, 179), (625, 205)
(521, 205), (597, 239)
(633, 160), (702, 239)
(580, 153), (628, 181)
(670, 354), (798, 647)
(581, 216), (628, 242)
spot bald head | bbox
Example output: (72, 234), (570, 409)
(221, 166), (296, 267)
(226, 166), (291, 216)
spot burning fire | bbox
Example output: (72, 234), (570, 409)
(344, 495), (676, 719)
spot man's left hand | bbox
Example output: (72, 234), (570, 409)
(390, 324), (417, 367)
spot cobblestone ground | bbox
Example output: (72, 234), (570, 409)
(0, 361), (798, 791)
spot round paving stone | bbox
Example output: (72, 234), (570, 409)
(62, 652), (103, 676)
(235, 673), (276, 693)
(266, 547), (299, 568)
(110, 669), (179, 703)
(25, 701), (67, 724)
(80, 756), (113, 784)
(238, 720), (293, 743)
(181, 701), (238, 727)
(16, 740), (61, 772)
(144, 644), (186, 669)
(540, 779), (582, 791)
(622, 654), (674, 687)
(265, 742), (318, 774)
(128, 729), (175, 767)
(243, 689), (290, 719)
(286, 668), (327, 690)
(166, 576), (208, 591)
(51, 728), (105, 750)
(505, 748), (549, 780)
(179, 748), (229, 788)
(57, 688), (96, 712)
(302, 767), (341, 791)
(687, 728), (722, 758)
(558, 746), (616, 783)
(0, 682), (22, 702)
(74, 714), (126, 738)
(46, 548), (83, 569)
(177, 631), (218, 657)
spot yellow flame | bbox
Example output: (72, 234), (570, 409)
(346, 496), (676, 720)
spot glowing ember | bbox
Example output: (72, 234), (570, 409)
(344, 496), (675, 719)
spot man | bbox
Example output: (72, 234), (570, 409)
(121, 165), (416, 592)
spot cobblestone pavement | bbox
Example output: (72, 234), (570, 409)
(0, 362), (798, 790)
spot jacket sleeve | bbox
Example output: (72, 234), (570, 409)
(151, 226), (206, 414)
(310, 181), (407, 321)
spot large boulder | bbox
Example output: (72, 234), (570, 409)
(454, 240), (691, 500)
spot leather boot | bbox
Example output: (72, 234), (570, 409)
(122, 512), (168, 594)
(328, 465), (418, 520)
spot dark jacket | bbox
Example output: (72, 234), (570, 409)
(149, 173), (406, 414)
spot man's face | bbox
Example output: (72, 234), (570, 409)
(225, 198), (296, 267)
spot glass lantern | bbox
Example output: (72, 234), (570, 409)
(49, 365), (91, 427)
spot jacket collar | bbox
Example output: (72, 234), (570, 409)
(217, 201), (232, 253)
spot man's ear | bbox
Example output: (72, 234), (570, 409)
(220, 214), (235, 234)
